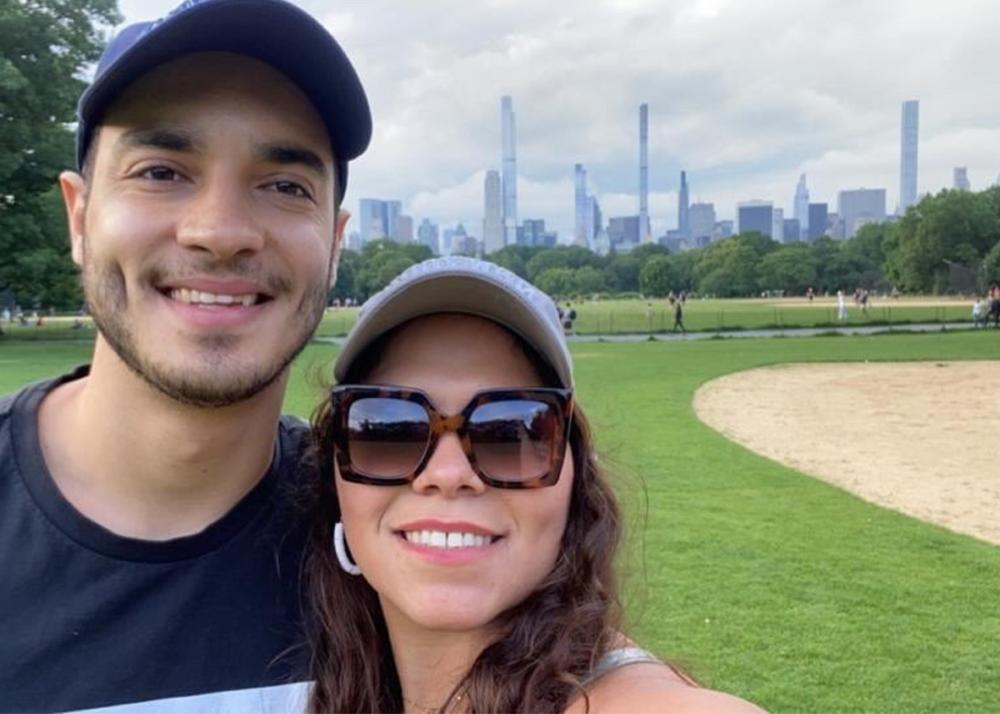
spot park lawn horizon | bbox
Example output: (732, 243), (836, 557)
(2, 294), (974, 341)
(1, 330), (998, 712)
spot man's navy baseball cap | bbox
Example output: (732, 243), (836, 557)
(76, 0), (371, 203)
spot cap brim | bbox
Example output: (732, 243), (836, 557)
(334, 273), (574, 389)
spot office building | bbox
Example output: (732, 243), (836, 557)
(359, 198), (386, 242)
(639, 104), (650, 242)
(794, 174), (809, 239)
(783, 218), (801, 243)
(838, 188), (886, 238)
(501, 96), (518, 246)
(807, 203), (828, 241)
(607, 215), (640, 249)
(678, 170), (690, 238)
(688, 202), (715, 241)
(738, 200), (774, 237)
(954, 167), (970, 191)
(417, 218), (439, 254)
(396, 215), (413, 243)
(713, 220), (734, 241)
(359, 198), (407, 243)
(483, 169), (504, 254)
(900, 100), (919, 214)
(771, 208), (784, 243)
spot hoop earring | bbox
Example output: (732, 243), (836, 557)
(333, 522), (362, 576)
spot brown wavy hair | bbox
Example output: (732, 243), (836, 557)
(306, 328), (624, 712)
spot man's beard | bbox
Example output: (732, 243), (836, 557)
(82, 245), (329, 409)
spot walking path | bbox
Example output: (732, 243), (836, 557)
(312, 321), (987, 345)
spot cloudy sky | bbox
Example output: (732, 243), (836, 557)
(119, 0), (1000, 241)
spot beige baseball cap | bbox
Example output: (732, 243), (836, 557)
(333, 256), (574, 388)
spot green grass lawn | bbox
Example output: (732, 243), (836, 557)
(2, 296), (973, 341)
(1, 331), (998, 712)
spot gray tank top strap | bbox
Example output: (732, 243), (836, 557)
(580, 646), (661, 687)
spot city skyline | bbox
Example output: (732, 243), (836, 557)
(117, 0), (1000, 241)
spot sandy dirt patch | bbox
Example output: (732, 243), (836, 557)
(693, 361), (1000, 544)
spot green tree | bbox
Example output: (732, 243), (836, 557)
(638, 255), (678, 297)
(0, 0), (121, 308)
(525, 245), (601, 282)
(884, 189), (1000, 293)
(757, 243), (818, 294)
(982, 239), (1000, 289)
(534, 268), (576, 297)
(602, 255), (640, 292)
(571, 266), (607, 295)
(485, 245), (543, 279)
(693, 233), (774, 296)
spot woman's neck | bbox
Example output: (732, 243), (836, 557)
(382, 602), (495, 714)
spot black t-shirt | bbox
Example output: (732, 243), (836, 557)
(0, 368), (316, 712)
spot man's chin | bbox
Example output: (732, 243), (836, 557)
(137, 361), (289, 409)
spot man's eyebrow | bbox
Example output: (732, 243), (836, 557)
(257, 143), (329, 178)
(116, 127), (201, 153)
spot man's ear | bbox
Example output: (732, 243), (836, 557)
(59, 171), (88, 267)
(329, 209), (350, 288)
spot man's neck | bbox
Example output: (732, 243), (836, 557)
(37, 338), (288, 540)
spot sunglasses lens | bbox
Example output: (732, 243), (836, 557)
(346, 398), (430, 478)
(468, 400), (563, 483)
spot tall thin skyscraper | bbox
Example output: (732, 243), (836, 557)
(678, 170), (689, 237)
(501, 96), (518, 246)
(483, 170), (504, 254)
(574, 164), (588, 246)
(638, 104), (650, 242)
(899, 100), (919, 214)
(794, 174), (810, 240)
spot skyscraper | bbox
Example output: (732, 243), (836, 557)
(688, 202), (715, 241)
(738, 201), (773, 237)
(771, 207), (784, 243)
(953, 167), (970, 191)
(900, 100), (919, 215)
(417, 218), (439, 254)
(483, 170), (504, 254)
(807, 203), (828, 241)
(838, 188), (886, 238)
(501, 96), (518, 247)
(574, 163), (588, 246)
(678, 170), (690, 238)
(638, 104), (650, 242)
(794, 174), (810, 239)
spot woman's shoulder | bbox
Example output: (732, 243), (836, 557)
(567, 661), (766, 714)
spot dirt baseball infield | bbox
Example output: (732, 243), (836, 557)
(693, 361), (1000, 545)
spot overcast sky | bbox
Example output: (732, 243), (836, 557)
(119, 0), (1000, 240)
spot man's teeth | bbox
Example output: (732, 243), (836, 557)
(169, 289), (257, 307)
(403, 530), (493, 549)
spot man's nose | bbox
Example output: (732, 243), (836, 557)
(175, 174), (265, 258)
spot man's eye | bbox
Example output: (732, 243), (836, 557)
(141, 166), (180, 181)
(270, 181), (313, 200)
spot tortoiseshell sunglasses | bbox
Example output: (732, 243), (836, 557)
(330, 385), (574, 489)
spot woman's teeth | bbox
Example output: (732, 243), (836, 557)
(403, 530), (492, 549)
(169, 288), (257, 307)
